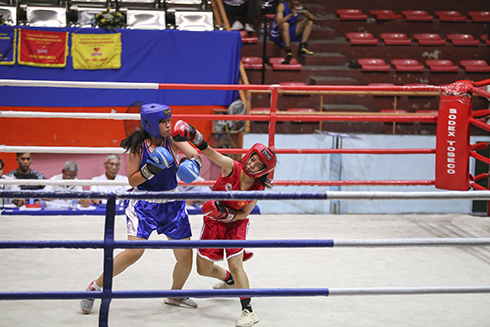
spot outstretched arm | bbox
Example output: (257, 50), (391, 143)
(172, 120), (234, 176)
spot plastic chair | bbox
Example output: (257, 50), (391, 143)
(391, 59), (424, 72)
(425, 59), (458, 72)
(401, 10), (433, 21)
(379, 33), (412, 45)
(357, 58), (391, 71)
(446, 34), (479, 46)
(413, 33), (446, 46)
(369, 10), (402, 21)
(434, 11), (466, 22)
(268, 57), (302, 70)
(481, 34), (490, 46)
(335, 9), (367, 20)
(239, 31), (258, 44)
(346, 32), (378, 45)
(459, 60), (490, 72)
(468, 11), (490, 22)
(241, 57), (263, 70)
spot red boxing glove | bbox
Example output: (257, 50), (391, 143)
(202, 200), (236, 223)
(172, 120), (208, 151)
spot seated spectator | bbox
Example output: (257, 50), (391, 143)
(0, 158), (24, 208)
(43, 160), (91, 209)
(5, 152), (46, 205)
(224, 0), (261, 32)
(90, 154), (129, 206)
(270, 0), (315, 63)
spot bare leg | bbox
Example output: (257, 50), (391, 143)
(94, 235), (146, 287)
(278, 22), (291, 47)
(196, 253), (227, 279)
(168, 237), (193, 290)
(227, 253), (249, 289)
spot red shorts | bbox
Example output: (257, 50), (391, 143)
(198, 216), (254, 262)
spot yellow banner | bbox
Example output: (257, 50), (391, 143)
(71, 33), (121, 70)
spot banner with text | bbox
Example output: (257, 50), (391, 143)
(71, 33), (121, 70)
(18, 29), (68, 67)
(0, 27), (16, 65)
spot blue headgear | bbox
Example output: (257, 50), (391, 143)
(140, 103), (172, 139)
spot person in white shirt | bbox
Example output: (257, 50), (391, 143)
(43, 160), (91, 209)
(90, 154), (129, 205)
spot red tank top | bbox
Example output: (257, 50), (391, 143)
(212, 160), (264, 210)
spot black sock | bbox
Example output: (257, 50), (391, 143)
(223, 271), (235, 285)
(240, 297), (253, 312)
(300, 42), (307, 49)
(285, 46), (292, 55)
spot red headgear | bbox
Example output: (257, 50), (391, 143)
(241, 143), (277, 178)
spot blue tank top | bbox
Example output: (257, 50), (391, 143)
(270, 1), (298, 41)
(137, 138), (178, 192)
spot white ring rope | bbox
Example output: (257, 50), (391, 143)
(0, 79), (159, 89)
(0, 145), (124, 154)
(0, 111), (139, 120)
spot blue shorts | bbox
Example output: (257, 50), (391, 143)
(125, 199), (191, 240)
(270, 24), (302, 47)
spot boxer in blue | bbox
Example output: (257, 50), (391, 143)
(81, 103), (202, 313)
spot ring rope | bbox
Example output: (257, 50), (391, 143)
(3, 190), (490, 201)
(2, 286), (490, 301)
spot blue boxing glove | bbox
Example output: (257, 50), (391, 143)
(141, 146), (174, 180)
(177, 158), (201, 184)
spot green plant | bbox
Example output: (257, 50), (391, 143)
(94, 8), (125, 32)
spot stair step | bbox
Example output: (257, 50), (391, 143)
(309, 76), (358, 85)
(301, 52), (345, 66)
(322, 104), (369, 111)
(310, 26), (336, 40)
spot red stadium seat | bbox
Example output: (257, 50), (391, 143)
(369, 10), (402, 21)
(468, 11), (490, 22)
(459, 60), (490, 72)
(379, 33), (412, 45)
(368, 83), (395, 86)
(401, 10), (433, 21)
(250, 107), (271, 113)
(434, 11), (467, 22)
(425, 59), (459, 72)
(268, 57), (302, 70)
(279, 82), (307, 86)
(357, 58), (391, 71)
(346, 32), (378, 45)
(241, 57), (263, 70)
(380, 109), (408, 113)
(391, 59), (424, 72)
(287, 108), (316, 123)
(239, 31), (258, 44)
(446, 34), (480, 46)
(335, 9), (367, 20)
(413, 33), (446, 46)
(481, 34), (490, 46)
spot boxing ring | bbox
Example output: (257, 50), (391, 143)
(1, 79), (490, 326)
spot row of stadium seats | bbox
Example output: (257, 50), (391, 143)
(357, 59), (490, 72)
(346, 32), (490, 46)
(336, 9), (490, 22)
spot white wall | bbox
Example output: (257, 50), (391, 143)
(244, 133), (490, 214)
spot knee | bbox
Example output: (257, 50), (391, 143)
(177, 249), (193, 267)
(196, 258), (212, 276)
(228, 261), (243, 276)
(307, 20), (314, 27)
(125, 248), (145, 263)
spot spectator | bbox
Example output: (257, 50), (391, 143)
(90, 154), (129, 206)
(43, 160), (91, 209)
(270, 0), (315, 63)
(0, 158), (24, 208)
(5, 152), (46, 205)
(224, 0), (261, 32)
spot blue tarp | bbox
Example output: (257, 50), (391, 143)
(0, 26), (242, 107)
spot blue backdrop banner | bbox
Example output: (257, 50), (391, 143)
(0, 26), (242, 106)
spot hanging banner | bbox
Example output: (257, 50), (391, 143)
(71, 33), (121, 70)
(18, 29), (68, 67)
(0, 27), (16, 65)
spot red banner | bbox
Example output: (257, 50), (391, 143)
(18, 29), (68, 67)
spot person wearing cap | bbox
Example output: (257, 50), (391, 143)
(172, 120), (277, 327)
(80, 103), (203, 314)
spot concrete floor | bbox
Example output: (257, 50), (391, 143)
(1, 213), (490, 327)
